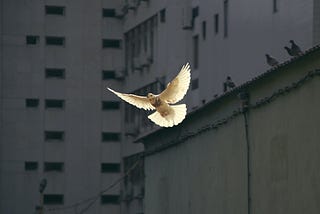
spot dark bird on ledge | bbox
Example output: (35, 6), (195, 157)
(284, 46), (294, 56)
(223, 76), (236, 92)
(289, 40), (303, 56)
(265, 54), (279, 67)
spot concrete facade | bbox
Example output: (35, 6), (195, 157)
(139, 48), (320, 214)
(0, 0), (123, 213)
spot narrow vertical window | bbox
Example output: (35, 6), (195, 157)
(273, 0), (278, 13)
(202, 21), (206, 40)
(193, 35), (199, 69)
(192, 79), (199, 90)
(214, 14), (219, 34)
(223, 0), (228, 38)
(160, 9), (166, 23)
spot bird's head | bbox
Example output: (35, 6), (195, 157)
(226, 76), (231, 80)
(147, 93), (155, 99)
(265, 54), (270, 58)
(289, 40), (294, 44)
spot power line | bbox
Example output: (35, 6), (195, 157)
(45, 157), (142, 213)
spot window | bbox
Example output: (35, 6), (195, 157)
(45, 99), (65, 109)
(45, 68), (65, 79)
(101, 195), (120, 204)
(192, 79), (199, 90)
(26, 99), (39, 108)
(26, 35), (39, 45)
(102, 70), (116, 80)
(223, 0), (228, 38)
(25, 162), (38, 171)
(273, 0), (278, 13)
(214, 14), (219, 34)
(45, 6), (65, 15)
(101, 163), (120, 173)
(46, 36), (65, 46)
(44, 162), (64, 172)
(103, 39), (121, 48)
(102, 101), (120, 110)
(202, 21), (206, 40)
(160, 9), (166, 23)
(43, 194), (64, 205)
(102, 132), (121, 142)
(45, 131), (65, 141)
(193, 35), (199, 69)
(192, 7), (199, 19)
(103, 8), (116, 17)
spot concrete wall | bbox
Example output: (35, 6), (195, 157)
(142, 50), (320, 214)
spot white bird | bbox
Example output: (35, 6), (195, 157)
(107, 63), (191, 127)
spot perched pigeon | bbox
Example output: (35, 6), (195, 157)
(284, 46), (294, 56)
(289, 40), (303, 56)
(265, 54), (279, 67)
(223, 76), (236, 92)
(108, 63), (191, 127)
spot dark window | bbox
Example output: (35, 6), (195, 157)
(101, 195), (120, 204)
(103, 8), (116, 17)
(43, 194), (64, 205)
(45, 99), (64, 109)
(192, 79), (199, 90)
(45, 6), (65, 15)
(193, 35), (199, 69)
(160, 9), (166, 23)
(45, 68), (65, 79)
(101, 163), (120, 173)
(26, 35), (39, 45)
(103, 39), (121, 48)
(102, 101), (120, 110)
(223, 0), (228, 38)
(25, 162), (38, 171)
(102, 132), (121, 142)
(26, 99), (39, 108)
(214, 14), (219, 34)
(273, 0), (278, 13)
(192, 7), (199, 19)
(202, 21), (206, 40)
(102, 70), (116, 80)
(45, 131), (65, 141)
(46, 36), (65, 46)
(44, 162), (64, 172)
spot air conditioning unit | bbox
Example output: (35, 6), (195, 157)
(115, 70), (125, 80)
(133, 57), (142, 70)
(182, 6), (193, 30)
(128, 0), (137, 10)
(115, 7), (125, 19)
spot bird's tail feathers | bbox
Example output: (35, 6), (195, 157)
(148, 104), (187, 127)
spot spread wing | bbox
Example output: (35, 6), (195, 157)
(107, 88), (155, 110)
(159, 63), (191, 104)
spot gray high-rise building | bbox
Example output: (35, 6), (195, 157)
(1, 0), (319, 214)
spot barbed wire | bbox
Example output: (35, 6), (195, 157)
(144, 69), (320, 156)
(45, 156), (142, 213)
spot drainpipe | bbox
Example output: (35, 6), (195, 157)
(239, 91), (251, 214)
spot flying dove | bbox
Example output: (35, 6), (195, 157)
(289, 40), (303, 56)
(107, 63), (191, 127)
(265, 54), (279, 67)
